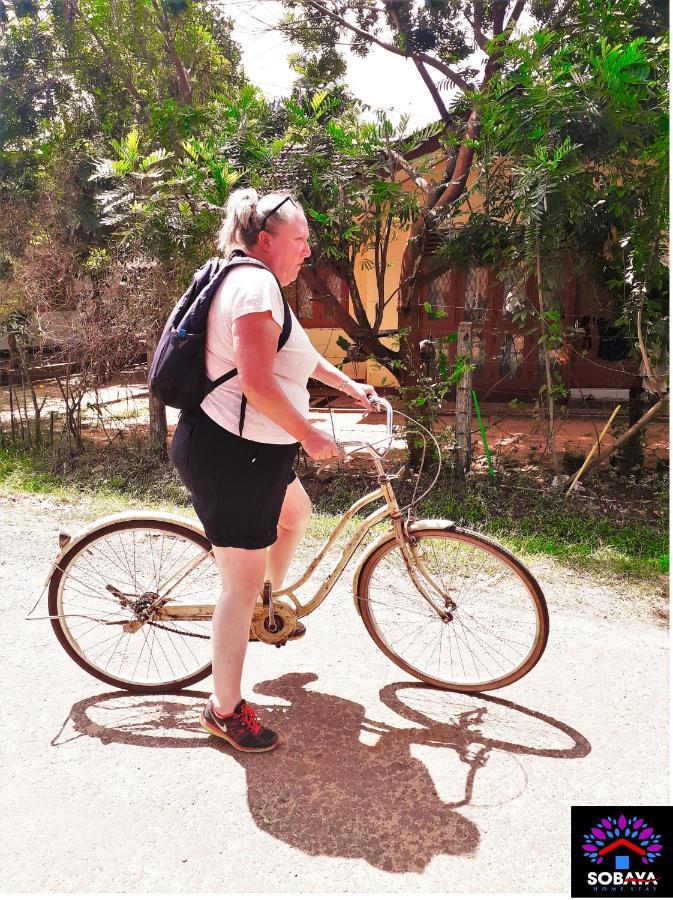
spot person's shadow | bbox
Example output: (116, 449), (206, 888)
(54, 673), (590, 873)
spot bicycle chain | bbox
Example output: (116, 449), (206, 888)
(147, 621), (210, 640)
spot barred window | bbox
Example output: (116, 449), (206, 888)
(502, 274), (528, 320)
(471, 329), (486, 373)
(322, 270), (344, 320)
(500, 332), (525, 377)
(464, 266), (489, 321)
(284, 269), (347, 325)
(428, 271), (451, 313)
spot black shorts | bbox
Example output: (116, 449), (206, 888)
(170, 406), (299, 549)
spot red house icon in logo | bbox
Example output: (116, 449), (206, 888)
(598, 837), (649, 870)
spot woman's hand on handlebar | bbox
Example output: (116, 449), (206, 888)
(342, 379), (381, 411)
(300, 426), (342, 461)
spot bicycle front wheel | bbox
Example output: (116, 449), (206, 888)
(48, 519), (219, 692)
(356, 526), (548, 692)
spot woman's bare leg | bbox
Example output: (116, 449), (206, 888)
(210, 545), (267, 715)
(265, 476), (312, 589)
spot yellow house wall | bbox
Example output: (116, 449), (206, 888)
(308, 327), (360, 380)
(305, 152), (485, 388)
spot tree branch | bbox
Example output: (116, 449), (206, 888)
(375, 214), (394, 331)
(467, 0), (488, 50)
(465, 16), (487, 51)
(85, 23), (146, 110)
(150, 0), (193, 104)
(301, 0), (474, 93)
(491, 0), (508, 35)
(374, 214), (382, 298)
(343, 263), (374, 332)
(504, 0), (527, 34)
(300, 265), (398, 364)
(411, 58), (453, 123)
(574, 394), (669, 475)
(381, 0), (455, 120)
(426, 144), (457, 210)
(433, 109), (481, 209)
(548, 0), (575, 30)
(383, 145), (429, 192)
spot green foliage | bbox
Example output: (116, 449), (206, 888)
(2, 442), (665, 579)
(280, 0), (474, 77)
(1, 0), (668, 440)
(0, 11), (72, 189)
(446, 2), (668, 378)
(0, 0), (249, 326)
(436, 214), (511, 267)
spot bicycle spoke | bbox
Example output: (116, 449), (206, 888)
(55, 524), (217, 689)
(360, 531), (544, 689)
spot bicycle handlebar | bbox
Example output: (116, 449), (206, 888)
(371, 396), (393, 438)
(336, 396), (394, 460)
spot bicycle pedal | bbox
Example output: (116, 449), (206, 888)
(250, 621), (306, 643)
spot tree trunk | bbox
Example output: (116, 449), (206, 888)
(536, 252), (562, 481)
(146, 342), (167, 459)
(300, 265), (397, 368)
(20, 346), (47, 451)
(615, 386), (645, 476)
(8, 372), (16, 443)
(397, 301), (433, 468)
(151, 0), (193, 104)
(454, 322), (473, 477)
(19, 366), (31, 449)
(580, 394), (668, 475)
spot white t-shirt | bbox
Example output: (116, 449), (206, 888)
(201, 264), (321, 444)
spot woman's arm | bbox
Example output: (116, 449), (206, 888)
(311, 356), (379, 410)
(233, 311), (341, 459)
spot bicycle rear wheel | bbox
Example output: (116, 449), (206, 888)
(356, 526), (548, 692)
(49, 520), (218, 692)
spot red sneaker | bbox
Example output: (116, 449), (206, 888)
(199, 698), (280, 753)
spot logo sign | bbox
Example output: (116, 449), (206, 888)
(571, 806), (672, 897)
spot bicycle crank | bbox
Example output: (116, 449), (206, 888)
(250, 600), (298, 645)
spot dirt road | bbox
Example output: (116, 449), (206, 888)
(1, 493), (668, 892)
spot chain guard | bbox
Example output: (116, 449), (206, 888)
(250, 600), (298, 645)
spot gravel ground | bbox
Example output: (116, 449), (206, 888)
(1, 492), (668, 893)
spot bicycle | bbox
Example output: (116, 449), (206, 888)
(39, 398), (549, 694)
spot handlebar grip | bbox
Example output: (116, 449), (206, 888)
(372, 397), (393, 439)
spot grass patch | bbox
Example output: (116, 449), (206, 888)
(0, 440), (668, 581)
(418, 475), (668, 579)
(0, 448), (62, 494)
(0, 442), (192, 517)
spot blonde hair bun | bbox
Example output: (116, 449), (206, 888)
(217, 189), (299, 256)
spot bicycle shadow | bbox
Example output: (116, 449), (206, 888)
(53, 673), (591, 874)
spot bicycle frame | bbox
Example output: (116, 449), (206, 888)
(158, 404), (418, 623)
(274, 448), (449, 621)
(155, 462), (401, 623)
(275, 484), (390, 617)
(40, 398), (450, 627)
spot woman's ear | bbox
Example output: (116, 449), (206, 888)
(256, 229), (272, 253)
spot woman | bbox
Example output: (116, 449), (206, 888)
(171, 189), (380, 753)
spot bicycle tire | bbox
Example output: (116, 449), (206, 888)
(48, 519), (216, 693)
(355, 525), (549, 692)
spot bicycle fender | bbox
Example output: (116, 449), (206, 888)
(43, 510), (207, 587)
(351, 518), (455, 615)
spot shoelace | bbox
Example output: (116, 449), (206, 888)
(236, 702), (261, 735)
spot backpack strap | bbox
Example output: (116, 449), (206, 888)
(203, 254), (294, 436)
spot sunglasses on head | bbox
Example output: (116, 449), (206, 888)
(259, 196), (296, 232)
